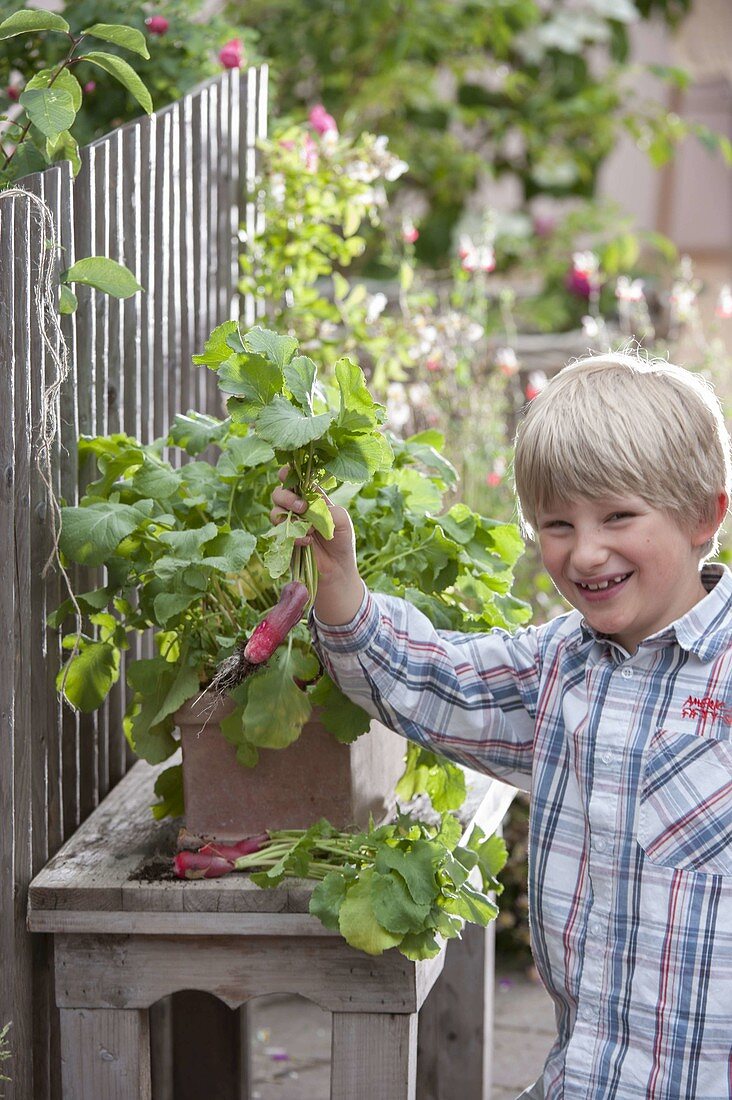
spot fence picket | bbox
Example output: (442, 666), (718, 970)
(190, 86), (207, 405)
(104, 129), (128, 793)
(0, 193), (18, 1100)
(57, 165), (80, 843)
(0, 68), (266, 1098)
(73, 146), (100, 823)
(11, 178), (35, 1100)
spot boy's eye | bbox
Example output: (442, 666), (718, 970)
(608, 512), (633, 521)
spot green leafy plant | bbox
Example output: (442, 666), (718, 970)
(0, 8), (154, 185)
(175, 813), (508, 961)
(228, 0), (729, 265)
(0, 1), (259, 162)
(240, 117), (421, 385)
(0, 9), (147, 310)
(52, 324), (528, 818)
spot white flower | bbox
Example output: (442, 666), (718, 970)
(320, 129), (339, 153)
(495, 347), (519, 375)
(615, 276), (645, 303)
(466, 322), (484, 342)
(526, 370), (548, 398)
(270, 173), (286, 205)
(572, 250), (600, 276)
(670, 282), (697, 322)
(385, 157), (409, 182)
(716, 285), (732, 319)
(461, 242), (495, 273)
(582, 315), (601, 338)
(365, 292), (388, 324)
(408, 383), (430, 406)
(386, 383), (411, 429)
(348, 159), (380, 183)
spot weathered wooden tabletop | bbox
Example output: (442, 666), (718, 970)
(27, 758), (515, 938)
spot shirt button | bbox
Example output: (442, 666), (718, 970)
(601, 750), (613, 764)
(621, 667), (633, 679)
(593, 837), (607, 853)
(590, 921), (603, 937)
(579, 1003), (595, 1022)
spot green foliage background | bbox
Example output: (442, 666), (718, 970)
(0, 0), (259, 147)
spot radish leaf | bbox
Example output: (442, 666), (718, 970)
(255, 396), (332, 449)
(245, 326), (298, 368)
(58, 640), (120, 711)
(59, 502), (147, 566)
(242, 648), (319, 748)
(337, 870), (402, 955)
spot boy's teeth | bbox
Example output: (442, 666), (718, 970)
(580, 574), (628, 591)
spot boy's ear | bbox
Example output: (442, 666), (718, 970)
(693, 491), (729, 546)
(713, 491), (729, 530)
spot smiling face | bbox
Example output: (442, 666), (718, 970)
(536, 495), (723, 654)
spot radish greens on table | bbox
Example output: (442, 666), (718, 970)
(174, 813), (508, 961)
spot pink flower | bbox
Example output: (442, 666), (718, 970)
(532, 213), (556, 238)
(566, 250), (600, 299)
(494, 347), (519, 376)
(6, 85), (20, 102)
(486, 472), (502, 488)
(425, 357), (442, 372)
(459, 236), (495, 274)
(309, 104), (338, 136)
(402, 220), (419, 244)
(144, 15), (169, 35)
(525, 370), (548, 401)
(565, 269), (592, 298)
(219, 38), (244, 69)
(715, 285), (732, 319)
(83, 81), (96, 94)
(302, 133), (319, 172)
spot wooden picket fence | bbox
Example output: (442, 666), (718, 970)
(0, 65), (268, 1100)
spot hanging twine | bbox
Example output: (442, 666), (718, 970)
(0, 186), (81, 643)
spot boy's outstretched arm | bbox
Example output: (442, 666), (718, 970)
(270, 468), (365, 625)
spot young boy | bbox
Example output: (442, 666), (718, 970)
(271, 351), (732, 1100)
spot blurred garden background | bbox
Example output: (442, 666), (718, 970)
(3, 0), (731, 971)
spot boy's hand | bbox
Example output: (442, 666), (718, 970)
(270, 468), (365, 625)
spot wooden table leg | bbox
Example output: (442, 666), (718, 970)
(417, 921), (495, 1099)
(59, 1007), (151, 1100)
(330, 1011), (418, 1100)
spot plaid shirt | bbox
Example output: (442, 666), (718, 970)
(312, 562), (732, 1100)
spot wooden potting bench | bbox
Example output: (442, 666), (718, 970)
(27, 761), (514, 1100)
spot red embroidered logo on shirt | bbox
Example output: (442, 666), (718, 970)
(681, 695), (732, 724)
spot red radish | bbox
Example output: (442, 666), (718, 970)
(198, 833), (268, 861)
(174, 851), (234, 879)
(243, 581), (309, 664)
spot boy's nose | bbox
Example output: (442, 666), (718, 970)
(570, 535), (609, 573)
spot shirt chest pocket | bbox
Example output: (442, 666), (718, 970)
(637, 727), (732, 875)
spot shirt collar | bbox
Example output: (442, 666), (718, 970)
(565, 562), (732, 662)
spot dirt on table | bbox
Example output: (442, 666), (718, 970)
(128, 850), (180, 884)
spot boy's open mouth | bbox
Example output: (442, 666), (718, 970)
(575, 572), (632, 599)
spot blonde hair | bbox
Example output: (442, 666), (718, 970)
(513, 350), (731, 557)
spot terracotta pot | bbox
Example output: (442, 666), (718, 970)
(175, 693), (407, 842)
